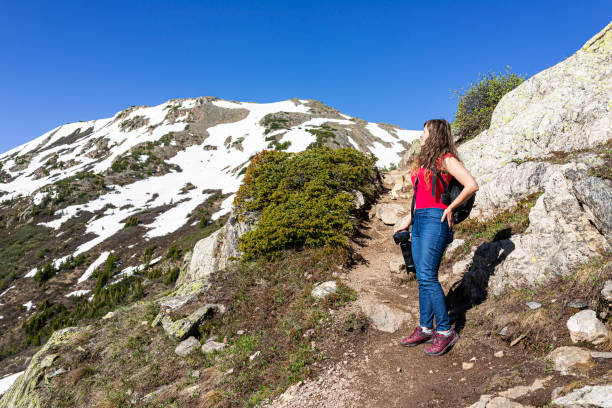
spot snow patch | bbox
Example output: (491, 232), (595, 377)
(78, 251), (111, 283)
(65, 290), (91, 298)
(0, 371), (24, 395)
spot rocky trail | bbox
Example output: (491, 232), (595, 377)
(269, 186), (612, 408)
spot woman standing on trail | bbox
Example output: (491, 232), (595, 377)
(394, 119), (478, 356)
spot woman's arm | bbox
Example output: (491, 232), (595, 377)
(440, 156), (479, 228)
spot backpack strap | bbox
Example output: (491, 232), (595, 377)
(411, 176), (418, 221)
(430, 163), (450, 198)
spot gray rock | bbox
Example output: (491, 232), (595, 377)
(567, 310), (610, 345)
(552, 384), (612, 407)
(359, 299), (411, 333)
(602, 280), (612, 302)
(444, 239), (465, 260)
(352, 190), (366, 210)
(467, 395), (526, 408)
(549, 346), (593, 376)
(375, 203), (406, 225)
(569, 174), (612, 244)
(526, 302), (542, 310)
(591, 351), (612, 359)
(568, 299), (588, 309)
(311, 281), (337, 299)
(175, 336), (201, 357)
(159, 304), (226, 341)
(177, 211), (259, 287)
(201, 340), (227, 354)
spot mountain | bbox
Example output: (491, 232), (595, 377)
(0, 97), (418, 367)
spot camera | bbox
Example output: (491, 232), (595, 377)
(392, 229), (416, 274)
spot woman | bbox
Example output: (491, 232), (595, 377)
(394, 119), (478, 356)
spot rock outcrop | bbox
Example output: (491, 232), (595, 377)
(176, 211), (259, 287)
(0, 326), (91, 408)
(446, 23), (612, 295)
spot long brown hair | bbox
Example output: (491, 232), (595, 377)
(411, 119), (460, 187)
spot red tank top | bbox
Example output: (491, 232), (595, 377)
(411, 153), (454, 210)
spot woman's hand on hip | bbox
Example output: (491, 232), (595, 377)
(441, 207), (454, 229)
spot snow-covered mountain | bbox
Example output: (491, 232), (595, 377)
(0, 96), (418, 331)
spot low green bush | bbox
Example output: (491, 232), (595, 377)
(452, 67), (525, 142)
(234, 147), (378, 259)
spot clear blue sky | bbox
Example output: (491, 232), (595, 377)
(1, 1), (610, 153)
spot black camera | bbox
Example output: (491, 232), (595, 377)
(392, 229), (416, 274)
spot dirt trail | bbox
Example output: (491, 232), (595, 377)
(269, 189), (572, 408)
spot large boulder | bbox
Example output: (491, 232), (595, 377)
(176, 211), (259, 287)
(549, 346), (593, 376)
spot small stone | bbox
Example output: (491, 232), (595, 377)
(46, 367), (67, 379)
(470, 356), (477, 361)
(191, 370), (200, 378)
(567, 299), (587, 309)
(201, 340), (226, 354)
(462, 362), (474, 370)
(526, 301), (542, 309)
(460, 377), (466, 382)
(141, 320), (148, 325)
(498, 326), (509, 337)
(429, 370), (433, 374)
(311, 281), (337, 300)
(494, 351), (504, 358)
(175, 336), (200, 357)
(567, 310), (610, 345)
(396, 367), (402, 373)
(249, 350), (261, 361)
(237, 330), (245, 335)
(453, 362), (458, 366)
(602, 280), (612, 302)
(102, 311), (114, 319)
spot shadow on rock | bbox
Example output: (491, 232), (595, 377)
(446, 229), (515, 333)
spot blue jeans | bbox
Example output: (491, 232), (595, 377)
(411, 208), (454, 332)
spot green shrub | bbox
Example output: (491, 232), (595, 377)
(142, 246), (156, 267)
(34, 263), (56, 286)
(306, 124), (336, 149)
(124, 216), (139, 228)
(234, 147), (378, 259)
(452, 67), (525, 142)
(93, 253), (118, 294)
(22, 275), (145, 347)
(166, 244), (182, 261)
(164, 266), (180, 285)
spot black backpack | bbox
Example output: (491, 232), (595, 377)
(411, 164), (475, 224)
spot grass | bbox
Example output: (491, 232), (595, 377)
(453, 191), (543, 254)
(202, 246), (361, 406)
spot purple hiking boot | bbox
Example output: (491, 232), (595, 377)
(400, 326), (433, 347)
(424, 329), (459, 356)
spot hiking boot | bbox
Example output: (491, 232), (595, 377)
(424, 329), (459, 356)
(400, 326), (433, 347)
